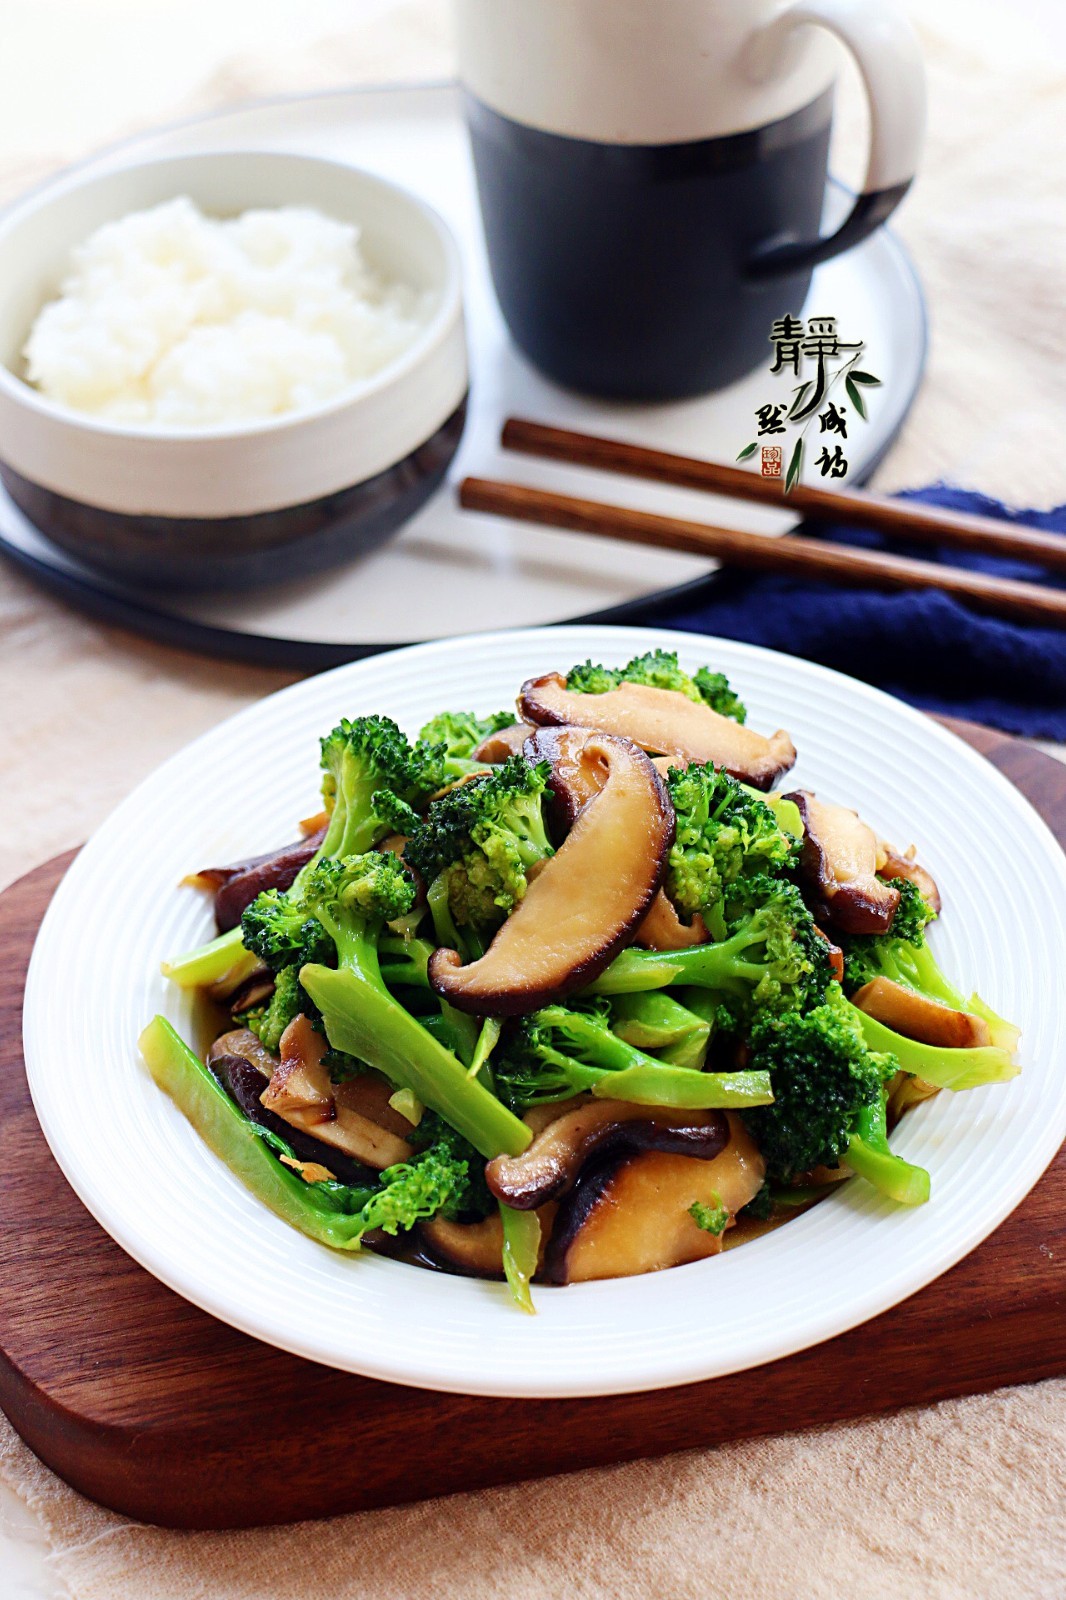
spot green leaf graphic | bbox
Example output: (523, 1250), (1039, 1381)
(845, 375), (867, 419)
(785, 436), (803, 494)
(736, 442), (758, 461)
(788, 381), (813, 419)
(849, 371), (882, 386)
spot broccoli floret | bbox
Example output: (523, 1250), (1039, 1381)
(369, 788), (423, 838)
(591, 875), (833, 1017)
(307, 850), (417, 928)
(294, 851), (528, 1160)
(355, 1142), (474, 1237)
(842, 879), (937, 993)
(166, 715), (446, 992)
(665, 763), (797, 936)
(888, 876), (937, 945)
(242, 964), (305, 1053)
(690, 1197), (729, 1236)
(406, 1111), (494, 1218)
(318, 715), (446, 859)
(240, 889), (336, 973)
(692, 667), (747, 724)
(742, 985), (929, 1204)
(493, 1001), (772, 1113)
(565, 649), (747, 722)
(403, 755), (554, 947)
(565, 659), (622, 695)
(418, 709), (516, 779)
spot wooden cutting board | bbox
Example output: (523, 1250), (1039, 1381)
(1, 717), (1064, 1531)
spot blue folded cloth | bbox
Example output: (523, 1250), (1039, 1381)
(649, 485), (1066, 740)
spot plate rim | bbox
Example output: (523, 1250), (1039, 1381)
(21, 624), (1066, 1398)
(0, 81), (928, 668)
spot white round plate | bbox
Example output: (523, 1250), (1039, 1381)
(23, 626), (1066, 1398)
(0, 83), (926, 667)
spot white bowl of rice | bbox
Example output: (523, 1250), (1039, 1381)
(0, 150), (468, 589)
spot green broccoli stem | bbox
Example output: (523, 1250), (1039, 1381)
(139, 1016), (377, 1248)
(500, 1203), (539, 1314)
(378, 934), (434, 990)
(852, 1007), (1020, 1090)
(551, 1056), (773, 1109)
(426, 872), (485, 964)
(868, 943), (1020, 1056)
(588, 930), (764, 997)
(845, 1095), (930, 1206)
(300, 957), (530, 1159)
(161, 925), (261, 992)
(529, 1007), (772, 1108)
(608, 992), (711, 1071)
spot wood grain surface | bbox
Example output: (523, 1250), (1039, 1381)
(1, 718), (1063, 1531)
(501, 417), (1066, 572)
(459, 477), (1066, 629)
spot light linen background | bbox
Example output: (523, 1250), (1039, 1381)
(1, 2), (1064, 1597)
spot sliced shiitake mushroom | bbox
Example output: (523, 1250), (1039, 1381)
(544, 1114), (765, 1283)
(429, 734), (673, 1015)
(420, 1213), (506, 1277)
(261, 1015), (413, 1170)
(485, 1099), (728, 1209)
(472, 722), (534, 763)
(518, 673), (796, 790)
(199, 827), (326, 932)
(879, 846), (942, 914)
(420, 1202), (559, 1278)
(523, 724), (606, 829)
(785, 790), (900, 935)
(525, 724), (706, 951)
(636, 892), (707, 951)
(851, 976), (990, 1048)
(207, 1028), (377, 1186)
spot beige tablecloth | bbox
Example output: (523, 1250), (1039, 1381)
(1, 3), (1064, 1596)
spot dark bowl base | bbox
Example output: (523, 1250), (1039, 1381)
(1, 397), (467, 593)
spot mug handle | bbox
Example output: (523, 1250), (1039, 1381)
(743, 0), (925, 279)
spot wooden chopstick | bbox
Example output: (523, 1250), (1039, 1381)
(501, 417), (1066, 573)
(459, 476), (1066, 630)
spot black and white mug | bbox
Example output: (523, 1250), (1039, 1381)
(455, 0), (925, 400)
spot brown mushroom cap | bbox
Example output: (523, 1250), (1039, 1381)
(200, 827), (327, 933)
(523, 723), (607, 830)
(207, 1027), (281, 1084)
(485, 1098), (728, 1210)
(544, 1114), (765, 1283)
(786, 790), (900, 935)
(851, 976), (991, 1048)
(429, 733), (674, 1015)
(523, 727), (705, 954)
(518, 672), (795, 790)
(472, 722), (534, 763)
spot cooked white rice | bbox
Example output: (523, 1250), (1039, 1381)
(22, 197), (431, 429)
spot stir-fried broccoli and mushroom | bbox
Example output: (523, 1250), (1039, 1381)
(141, 649), (1021, 1310)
